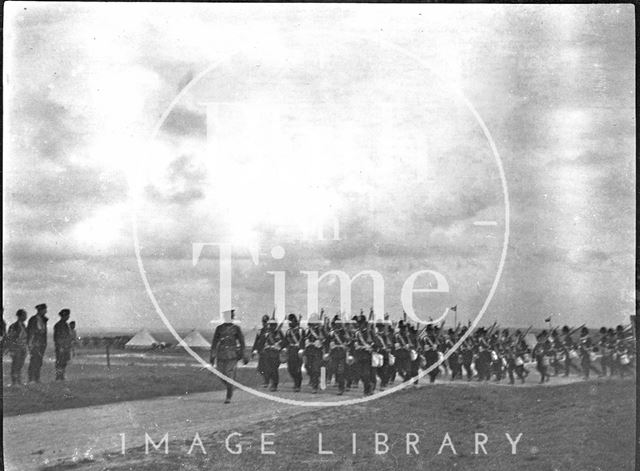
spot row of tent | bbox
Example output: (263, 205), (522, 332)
(125, 329), (211, 349)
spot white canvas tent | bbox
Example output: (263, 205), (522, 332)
(125, 329), (159, 349)
(182, 330), (211, 349)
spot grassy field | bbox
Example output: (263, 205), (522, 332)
(41, 378), (635, 471)
(1, 350), (262, 416)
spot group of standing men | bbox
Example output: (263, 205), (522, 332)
(2, 304), (78, 385)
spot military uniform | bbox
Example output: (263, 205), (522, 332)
(461, 342), (474, 380)
(532, 340), (550, 383)
(353, 317), (373, 395)
(53, 309), (73, 380)
(251, 316), (270, 387)
(261, 322), (282, 392)
(373, 324), (393, 390)
(7, 311), (28, 385)
(284, 315), (304, 392)
(210, 312), (245, 403)
(447, 342), (462, 381)
(394, 323), (413, 381)
(304, 322), (324, 393)
(327, 321), (349, 395)
(27, 304), (48, 383)
(423, 344), (440, 383)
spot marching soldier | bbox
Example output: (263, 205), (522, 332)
(490, 346), (503, 382)
(6, 309), (28, 386)
(304, 313), (324, 393)
(261, 316), (284, 392)
(353, 315), (374, 396)
(505, 345), (518, 384)
(284, 313), (304, 392)
(210, 309), (246, 403)
(423, 341), (440, 383)
(53, 309), (73, 380)
(394, 320), (413, 381)
(408, 323), (421, 384)
(251, 315), (270, 387)
(476, 341), (492, 381)
(327, 315), (349, 395)
(532, 335), (550, 384)
(615, 340), (632, 378)
(345, 316), (359, 391)
(562, 326), (581, 376)
(549, 330), (562, 376)
(447, 339), (462, 381)
(373, 320), (393, 390)
(461, 340), (474, 381)
(27, 303), (48, 383)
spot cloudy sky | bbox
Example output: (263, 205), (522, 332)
(3, 4), (635, 332)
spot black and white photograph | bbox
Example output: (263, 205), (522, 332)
(2, 3), (636, 470)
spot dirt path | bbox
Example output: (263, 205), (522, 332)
(3, 374), (588, 471)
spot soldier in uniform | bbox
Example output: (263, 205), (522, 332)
(69, 321), (78, 357)
(394, 320), (413, 381)
(353, 315), (374, 396)
(27, 303), (49, 383)
(304, 313), (324, 393)
(210, 309), (246, 403)
(53, 309), (73, 380)
(447, 339), (462, 381)
(327, 315), (349, 395)
(562, 326), (580, 376)
(504, 345), (519, 384)
(284, 313), (304, 392)
(373, 320), (394, 390)
(251, 315), (270, 387)
(461, 340), (474, 381)
(261, 316), (283, 392)
(532, 335), (550, 384)
(423, 341), (440, 383)
(476, 340), (492, 381)
(408, 323), (421, 384)
(6, 309), (28, 386)
(345, 316), (359, 391)
(578, 329), (598, 379)
(549, 330), (562, 376)
(615, 340), (632, 378)
(1, 307), (6, 354)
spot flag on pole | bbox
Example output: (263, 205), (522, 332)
(450, 305), (457, 311)
(544, 316), (552, 323)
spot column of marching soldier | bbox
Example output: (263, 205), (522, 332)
(1, 304), (78, 386)
(241, 309), (636, 398)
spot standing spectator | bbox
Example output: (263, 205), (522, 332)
(6, 309), (28, 386)
(1, 307), (6, 354)
(54, 309), (73, 380)
(69, 321), (79, 357)
(27, 303), (48, 383)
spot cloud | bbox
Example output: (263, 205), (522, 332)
(2, 4), (635, 330)
(145, 154), (207, 205)
(160, 105), (206, 137)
